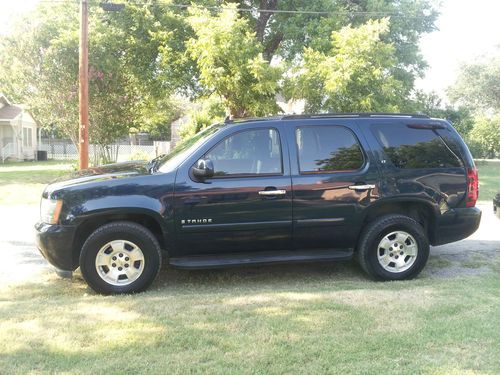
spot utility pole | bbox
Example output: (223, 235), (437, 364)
(79, 0), (89, 169)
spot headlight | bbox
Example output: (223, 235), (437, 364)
(40, 198), (63, 224)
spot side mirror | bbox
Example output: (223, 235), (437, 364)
(192, 159), (214, 180)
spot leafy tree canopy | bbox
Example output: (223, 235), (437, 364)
(447, 50), (500, 113)
(0, 2), (184, 146)
(0, 0), (439, 147)
(178, 96), (226, 140)
(287, 18), (405, 112)
(446, 50), (500, 158)
(186, 4), (282, 117)
(469, 115), (500, 158)
(158, 0), (438, 114)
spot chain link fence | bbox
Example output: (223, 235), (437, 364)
(39, 139), (170, 162)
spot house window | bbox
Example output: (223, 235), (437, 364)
(23, 127), (33, 147)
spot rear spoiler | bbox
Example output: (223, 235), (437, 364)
(406, 123), (446, 130)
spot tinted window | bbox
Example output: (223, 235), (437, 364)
(372, 124), (463, 169)
(296, 126), (364, 173)
(205, 128), (282, 176)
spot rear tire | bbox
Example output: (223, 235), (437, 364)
(79, 221), (162, 294)
(357, 214), (429, 281)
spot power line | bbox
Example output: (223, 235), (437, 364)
(35, 0), (432, 18)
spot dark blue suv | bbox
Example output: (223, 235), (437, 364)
(35, 113), (481, 294)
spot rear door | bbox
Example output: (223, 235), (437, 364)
(286, 121), (381, 250)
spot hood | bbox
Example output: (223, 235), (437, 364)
(44, 160), (151, 196)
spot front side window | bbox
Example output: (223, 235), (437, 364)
(371, 124), (463, 169)
(157, 124), (223, 173)
(205, 128), (282, 177)
(296, 126), (364, 173)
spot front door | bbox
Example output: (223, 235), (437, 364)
(286, 123), (380, 250)
(173, 126), (292, 256)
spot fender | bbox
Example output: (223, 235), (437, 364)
(66, 195), (171, 238)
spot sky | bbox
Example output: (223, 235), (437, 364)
(0, 0), (499, 101)
(416, 0), (500, 98)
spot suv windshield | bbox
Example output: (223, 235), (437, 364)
(156, 124), (223, 173)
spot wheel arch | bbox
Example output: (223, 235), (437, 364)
(71, 209), (168, 269)
(359, 198), (439, 247)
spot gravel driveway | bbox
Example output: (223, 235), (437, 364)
(1, 203), (498, 287)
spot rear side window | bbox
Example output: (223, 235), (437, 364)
(205, 128), (282, 177)
(296, 126), (364, 173)
(372, 124), (462, 169)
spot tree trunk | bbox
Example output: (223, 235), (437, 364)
(230, 107), (248, 118)
(254, 0), (281, 62)
(255, 0), (278, 42)
(263, 32), (283, 61)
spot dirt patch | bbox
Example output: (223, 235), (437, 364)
(425, 249), (498, 279)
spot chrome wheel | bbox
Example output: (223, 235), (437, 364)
(95, 240), (145, 286)
(377, 231), (418, 273)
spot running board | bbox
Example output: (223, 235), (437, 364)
(169, 249), (353, 269)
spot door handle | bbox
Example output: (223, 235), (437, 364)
(258, 189), (287, 196)
(348, 184), (375, 191)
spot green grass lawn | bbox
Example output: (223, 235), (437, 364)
(476, 160), (500, 202)
(0, 257), (499, 374)
(0, 160), (73, 205)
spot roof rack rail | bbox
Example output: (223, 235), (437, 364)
(282, 112), (430, 120)
(224, 115), (283, 124)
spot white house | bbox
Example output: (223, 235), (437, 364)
(0, 94), (38, 162)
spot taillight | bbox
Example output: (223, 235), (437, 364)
(466, 168), (478, 207)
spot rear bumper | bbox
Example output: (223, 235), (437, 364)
(432, 207), (481, 246)
(35, 222), (77, 271)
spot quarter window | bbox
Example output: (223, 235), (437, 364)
(296, 126), (364, 173)
(205, 128), (282, 177)
(371, 124), (462, 169)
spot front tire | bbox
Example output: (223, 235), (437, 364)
(357, 215), (429, 281)
(79, 221), (162, 294)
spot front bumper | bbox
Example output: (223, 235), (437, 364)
(432, 207), (481, 246)
(35, 222), (78, 271)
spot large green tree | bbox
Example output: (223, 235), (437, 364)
(447, 51), (500, 157)
(157, 0), (438, 115)
(448, 51), (500, 113)
(186, 4), (282, 117)
(229, 0), (437, 89)
(468, 116), (500, 158)
(287, 18), (406, 112)
(0, 2), (183, 149)
(1, 0), (439, 149)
